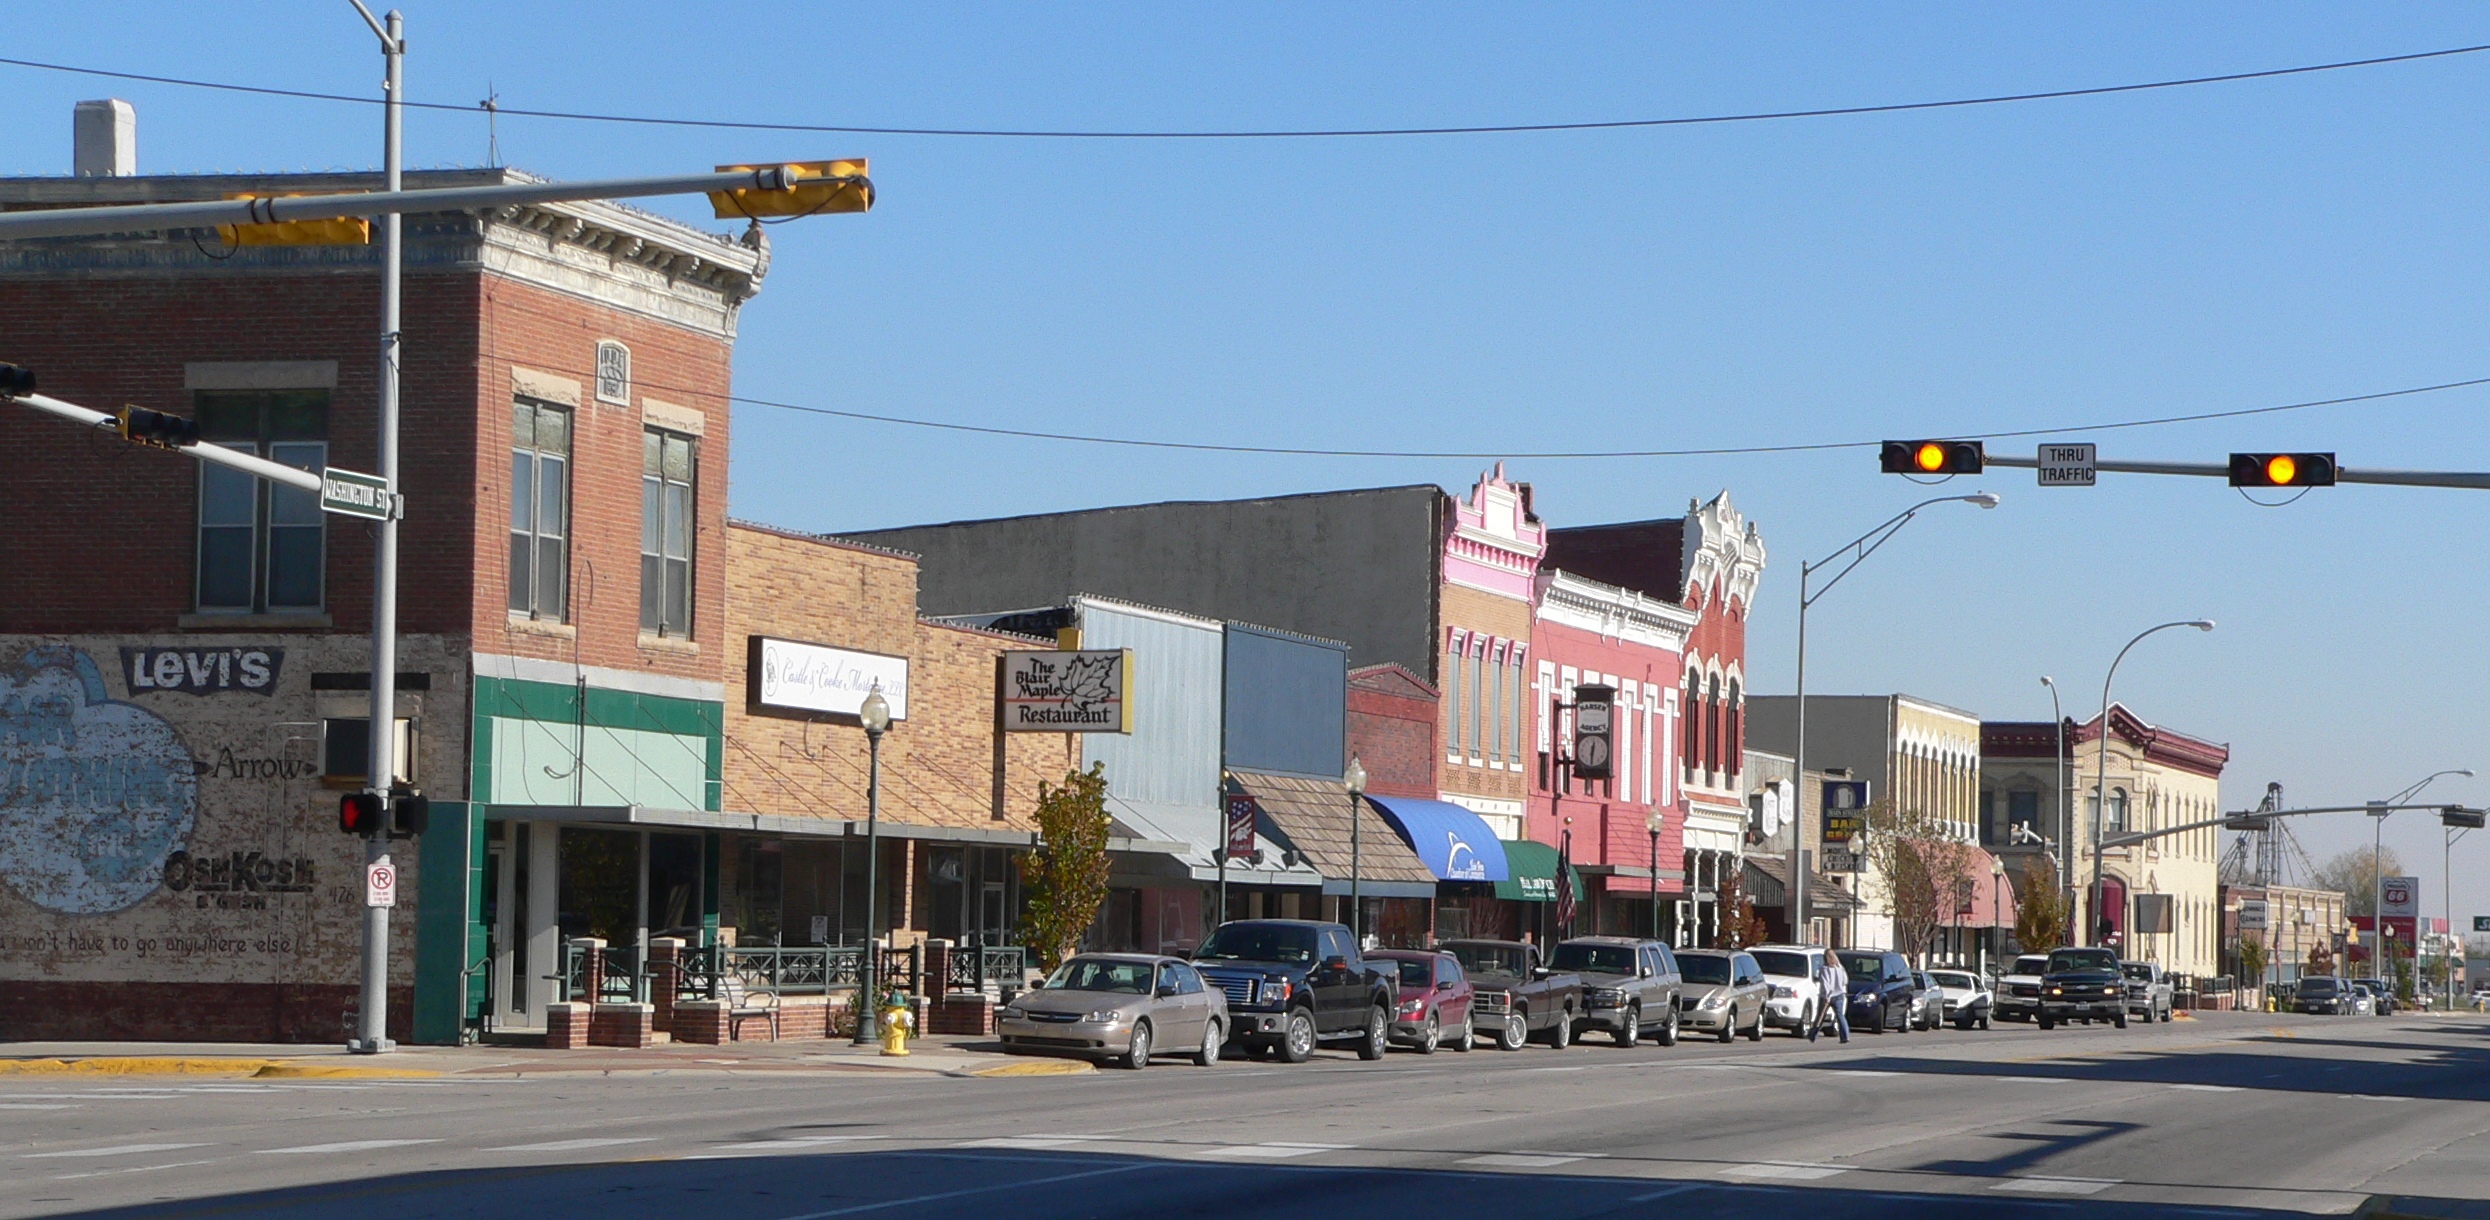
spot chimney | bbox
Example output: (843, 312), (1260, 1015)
(74, 99), (135, 177)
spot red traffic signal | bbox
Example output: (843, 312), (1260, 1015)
(2228, 452), (2335, 487)
(339, 792), (384, 836)
(1881, 440), (1984, 475)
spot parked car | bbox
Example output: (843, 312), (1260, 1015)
(997, 954), (1230, 1069)
(1443, 939), (1588, 1051)
(1677, 949), (1769, 1042)
(1926, 968), (1992, 1030)
(1368, 949), (1474, 1053)
(1839, 950), (1916, 1034)
(2121, 961), (2176, 1023)
(1906, 972), (1947, 1030)
(1751, 944), (1831, 1037)
(2293, 975), (2352, 1015)
(1192, 920), (1396, 1063)
(1553, 936), (1683, 1048)
(2037, 947), (2128, 1030)
(2351, 977), (2398, 1015)
(1995, 953), (2052, 1023)
(2346, 981), (2380, 1017)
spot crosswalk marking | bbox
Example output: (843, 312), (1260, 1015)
(28, 1142), (210, 1159)
(1994, 1176), (2118, 1195)
(255, 1139), (440, 1155)
(710, 1136), (880, 1152)
(1722, 1162), (1847, 1180)
(1459, 1152), (1593, 1168)
(960, 1136), (1091, 1149)
(2167, 1084), (2239, 1092)
(1199, 1142), (1351, 1159)
(498, 1137), (658, 1153)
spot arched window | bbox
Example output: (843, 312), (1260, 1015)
(1725, 678), (1742, 782)
(1682, 671), (1700, 777)
(1705, 672), (1723, 777)
(2107, 788), (2129, 834)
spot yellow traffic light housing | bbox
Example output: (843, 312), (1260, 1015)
(118, 404), (201, 449)
(214, 194), (372, 247)
(709, 160), (873, 220)
(2228, 452), (2336, 487)
(1880, 440), (1983, 475)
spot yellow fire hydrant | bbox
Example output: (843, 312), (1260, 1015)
(878, 989), (915, 1057)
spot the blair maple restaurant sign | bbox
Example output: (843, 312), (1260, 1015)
(1002, 649), (1132, 733)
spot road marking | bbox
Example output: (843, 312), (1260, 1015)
(1520, 1065), (1589, 1073)
(712, 1136), (881, 1152)
(1628, 1184), (1703, 1202)
(27, 1143), (210, 1159)
(1199, 1142), (1353, 1159)
(499, 1138), (658, 1153)
(1994, 1176), (2118, 1195)
(1995, 1076), (2058, 1083)
(2168, 1084), (2240, 1092)
(1834, 1070), (1901, 1077)
(1723, 1162), (1847, 1180)
(763, 1161), (1158, 1219)
(255, 1139), (440, 1155)
(0, 1104), (74, 1110)
(959, 1137), (1092, 1149)
(50, 1158), (221, 1181)
(1461, 1153), (1587, 1168)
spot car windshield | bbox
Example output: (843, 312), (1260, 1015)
(1931, 971), (1974, 989)
(1751, 950), (1811, 978)
(1550, 943), (1638, 974)
(1678, 955), (1733, 985)
(1838, 952), (1886, 980)
(1446, 943), (1529, 975)
(1391, 959), (1435, 989)
(1194, 925), (1317, 964)
(2012, 956), (2052, 974)
(2297, 978), (2338, 996)
(1044, 958), (1152, 994)
(2121, 964), (2155, 980)
(2048, 949), (2118, 973)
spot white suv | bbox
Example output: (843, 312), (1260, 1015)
(1996, 953), (2052, 1022)
(1749, 944), (1830, 1038)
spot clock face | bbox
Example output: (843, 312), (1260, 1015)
(1575, 736), (1610, 771)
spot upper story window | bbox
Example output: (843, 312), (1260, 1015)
(196, 390), (327, 613)
(508, 399), (571, 620)
(595, 340), (631, 405)
(641, 428), (697, 637)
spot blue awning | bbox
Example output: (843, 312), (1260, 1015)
(1367, 796), (1511, 883)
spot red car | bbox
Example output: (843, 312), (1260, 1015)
(1367, 949), (1475, 1054)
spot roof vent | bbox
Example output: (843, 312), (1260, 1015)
(74, 99), (135, 177)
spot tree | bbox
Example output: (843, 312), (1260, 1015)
(1858, 799), (1982, 960)
(1718, 862), (1771, 949)
(2237, 933), (2267, 986)
(2012, 857), (2067, 952)
(2310, 847), (2406, 917)
(1017, 762), (1112, 970)
(2306, 941), (2335, 977)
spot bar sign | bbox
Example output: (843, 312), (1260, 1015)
(2038, 443), (2096, 487)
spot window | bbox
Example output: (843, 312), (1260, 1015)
(1445, 635), (1464, 757)
(1488, 647), (1504, 765)
(1681, 672), (1700, 778)
(509, 399), (571, 619)
(1468, 648), (1484, 760)
(595, 340), (630, 405)
(2108, 788), (2129, 834)
(641, 428), (696, 636)
(196, 391), (327, 613)
(321, 716), (415, 785)
(1705, 673), (1723, 777)
(1725, 678), (1742, 782)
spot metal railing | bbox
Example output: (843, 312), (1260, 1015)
(948, 945), (1026, 994)
(559, 942), (647, 1004)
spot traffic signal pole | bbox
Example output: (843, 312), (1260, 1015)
(1983, 452), (2490, 491)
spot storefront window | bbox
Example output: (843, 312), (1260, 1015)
(558, 828), (640, 949)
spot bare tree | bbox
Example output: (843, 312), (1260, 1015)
(2310, 847), (2405, 918)
(1858, 799), (1982, 961)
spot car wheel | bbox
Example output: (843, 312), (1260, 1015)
(1415, 1014), (1439, 1055)
(1121, 1020), (1151, 1070)
(2113, 1011), (2129, 1030)
(1744, 1005), (1764, 1041)
(1979, 1014), (1991, 1031)
(1615, 1006), (1640, 1047)
(1195, 1021), (1223, 1067)
(1279, 1010), (1316, 1064)
(2161, 1004), (2173, 1023)
(1717, 1011), (1735, 1043)
(1452, 1018), (1473, 1052)
(1546, 1010), (1572, 1050)
(1356, 1007), (1388, 1061)
(2037, 1014), (2055, 1030)
(1499, 1010), (1528, 1051)
(1658, 1008), (1680, 1047)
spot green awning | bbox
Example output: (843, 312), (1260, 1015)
(1493, 840), (1584, 904)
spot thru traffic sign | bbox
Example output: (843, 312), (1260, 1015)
(2038, 443), (2097, 487)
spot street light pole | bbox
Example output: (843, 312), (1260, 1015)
(1647, 810), (1664, 942)
(1345, 757), (1368, 943)
(852, 688), (890, 1046)
(1788, 492), (2000, 947)
(2041, 676), (2068, 942)
(2086, 620), (2216, 947)
(2373, 768), (2469, 1001)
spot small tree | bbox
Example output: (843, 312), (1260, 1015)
(2013, 857), (2067, 951)
(1859, 799), (1981, 960)
(2306, 942), (2335, 977)
(1718, 863), (1771, 949)
(1017, 762), (1112, 970)
(2238, 933), (2267, 987)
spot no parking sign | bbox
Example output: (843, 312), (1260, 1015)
(364, 858), (397, 908)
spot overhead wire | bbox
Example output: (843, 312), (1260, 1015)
(0, 43), (2483, 140)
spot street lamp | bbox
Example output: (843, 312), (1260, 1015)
(1989, 853), (2007, 974)
(2041, 675), (2069, 937)
(2086, 620), (2215, 947)
(1789, 492), (1999, 945)
(2374, 767), (2468, 1004)
(2448, 809), (2479, 1010)
(851, 685), (891, 1046)
(1647, 808), (1666, 941)
(1345, 756), (1368, 943)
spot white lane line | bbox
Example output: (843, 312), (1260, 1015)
(1994, 1176), (2119, 1195)
(1995, 1076), (2058, 1083)
(763, 1161), (1157, 1219)
(959, 1137), (1091, 1149)
(1629, 1184), (1703, 1202)
(1459, 1152), (1591, 1168)
(498, 1137), (659, 1153)
(1722, 1162), (1848, 1181)
(0, 1103), (75, 1110)
(255, 1139), (440, 1155)
(711, 1136), (882, 1152)
(1196, 1142), (1353, 1159)
(50, 1158), (222, 1181)
(27, 1142), (211, 1159)
(2167, 1084), (2240, 1092)
(1520, 1065), (1589, 1073)
(1833, 1070), (1900, 1077)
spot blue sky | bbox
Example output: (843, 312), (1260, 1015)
(6, 4), (2488, 922)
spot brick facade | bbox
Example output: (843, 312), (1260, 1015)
(1347, 663), (1439, 800)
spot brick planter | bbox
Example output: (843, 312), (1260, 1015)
(589, 1002), (655, 1049)
(545, 1002), (587, 1050)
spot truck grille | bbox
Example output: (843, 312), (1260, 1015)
(1472, 990), (1509, 1014)
(1205, 974), (1256, 1008)
(2010, 984), (2039, 998)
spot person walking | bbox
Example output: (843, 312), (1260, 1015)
(1820, 950), (1851, 1044)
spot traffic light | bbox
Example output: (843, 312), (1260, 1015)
(1570, 684), (1615, 780)
(389, 791), (430, 838)
(1881, 440), (1984, 475)
(2444, 808), (2486, 830)
(117, 405), (199, 449)
(214, 194), (372, 247)
(0, 362), (33, 397)
(2228, 452), (2335, 487)
(708, 160), (873, 219)
(339, 791), (384, 836)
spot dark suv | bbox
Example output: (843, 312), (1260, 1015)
(1192, 920), (1396, 1063)
(1551, 936), (1681, 1047)
(2037, 947), (2127, 1030)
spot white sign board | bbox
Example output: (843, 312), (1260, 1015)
(2038, 443), (2097, 487)
(2238, 899), (2268, 932)
(1001, 649), (1132, 733)
(364, 858), (396, 909)
(750, 636), (909, 720)
(2381, 875), (2421, 919)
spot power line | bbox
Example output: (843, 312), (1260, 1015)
(1, 43), (2483, 141)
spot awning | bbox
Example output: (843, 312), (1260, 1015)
(1493, 839), (1585, 904)
(1367, 795), (1510, 883)
(1744, 854), (1860, 912)
(1229, 771), (1438, 899)
(1960, 845), (2021, 930)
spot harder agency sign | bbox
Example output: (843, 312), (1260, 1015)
(749, 636), (908, 721)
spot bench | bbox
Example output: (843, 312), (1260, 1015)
(720, 969), (780, 1041)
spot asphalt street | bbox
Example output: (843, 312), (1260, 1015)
(2, 1012), (2485, 1220)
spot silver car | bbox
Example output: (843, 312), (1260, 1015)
(1676, 950), (1769, 1042)
(996, 954), (1229, 1069)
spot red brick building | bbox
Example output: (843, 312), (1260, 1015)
(1346, 663), (1438, 800)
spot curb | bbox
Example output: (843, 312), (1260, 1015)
(0, 1057), (440, 1079)
(957, 1059), (1094, 1078)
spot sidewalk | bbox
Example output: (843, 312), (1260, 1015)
(0, 1034), (1084, 1079)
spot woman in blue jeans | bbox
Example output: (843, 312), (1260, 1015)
(1819, 952), (1851, 1044)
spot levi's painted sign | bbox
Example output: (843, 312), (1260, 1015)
(121, 647), (282, 696)
(750, 636), (909, 721)
(1001, 650), (1132, 733)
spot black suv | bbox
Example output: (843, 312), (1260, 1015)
(1550, 936), (1682, 1047)
(1192, 920), (1396, 1063)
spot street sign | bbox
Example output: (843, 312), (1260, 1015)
(363, 858), (397, 908)
(2475, 914), (2490, 932)
(2238, 899), (2268, 932)
(2037, 443), (2097, 487)
(321, 467), (392, 520)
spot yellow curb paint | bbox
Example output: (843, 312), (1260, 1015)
(0, 1057), (268, 1076)
(967, 1059), (1093, 1078)
(252, 1063), (441, 1079)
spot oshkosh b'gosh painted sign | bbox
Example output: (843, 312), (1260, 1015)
(120, 647), (282, 696)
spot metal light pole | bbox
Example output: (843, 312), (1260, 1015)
(346, 0), (404, 1056)
(1345, 756), (1367, 943)
(2041, 675), (2068, 941)
(1647, 809), (1664, 941)
(2449, 821), (2473, 1009)
(2086, 620), (2215, 947)
(1789, 492), (1999, 946)
(852, 687), (890, 1045)
(2373, 768), (2468, 999)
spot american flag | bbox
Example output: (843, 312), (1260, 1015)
(1554, 830), (1577, 933)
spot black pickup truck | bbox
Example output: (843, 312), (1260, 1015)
(1192, 920), (1397, 1063)
(2036, 946), (2129, 1030)
(1441, 939), (1585, 1050)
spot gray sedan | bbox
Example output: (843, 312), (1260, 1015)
(1677, 950), (1769, 1042)
(997, 954), (1229, 1069)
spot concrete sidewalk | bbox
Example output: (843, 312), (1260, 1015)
(0, 1034), (1085, 1079)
